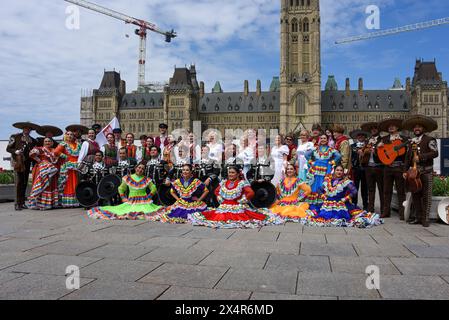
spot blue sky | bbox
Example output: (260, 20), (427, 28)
(0, 0), (448, 139)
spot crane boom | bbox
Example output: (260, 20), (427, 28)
(336, 16), (449, 44)
(64, 0), (176, 88)
(64, 0), (174, 38)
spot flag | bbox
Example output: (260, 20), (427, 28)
(96, 117), (120, 147)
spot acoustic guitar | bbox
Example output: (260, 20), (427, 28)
(377, 140), (408, 166)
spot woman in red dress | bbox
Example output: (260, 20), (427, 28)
(189, 166), (282, 229)
(27, 138), (59, 210)
(54, 131), (81, 208)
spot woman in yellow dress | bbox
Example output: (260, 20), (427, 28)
(270, 163), (311, 221)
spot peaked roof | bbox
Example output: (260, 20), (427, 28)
(325, 75), (338, 91)
(99, 71), (121, 89)
(269, 77), (280, 92)
(212, 81), (223, 93)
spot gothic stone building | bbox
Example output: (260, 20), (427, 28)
(81, 0), (449, 138)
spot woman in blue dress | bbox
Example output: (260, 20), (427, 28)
(160, 164), (209, 223)
(305, 134), (341, 210)
(308, 165), (383, 228)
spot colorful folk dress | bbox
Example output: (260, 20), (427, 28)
(270, 177), (311, 221)
(27, 147), (59, 210)
(189, 179), (281, 229)
(87, 174), (164, 220)
(160, 177), (208, 223)
(305, 146), (341, 209)
(307, 176), (383, 228)
(56, 141), (81, 208)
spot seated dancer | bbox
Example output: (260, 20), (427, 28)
(27, 138), (60, 210)
(270, 164), (311, 221)
(305, 134), (341, 210)
(55, 131), (81, 208)
(87, 162), (164, 220)
(308, 165), (383, 228)
(188, 165), (282, 229)
(160, 164), (209, 223)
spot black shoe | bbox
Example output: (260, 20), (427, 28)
(408, 219), (421, 225)
(20, 204), (28, 210)
(15, 204), (22, 211)
(422, 220), (430, 228)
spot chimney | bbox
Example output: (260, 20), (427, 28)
(119, 80), (126, 97)
(358, 78), (363, 96)
(256, 79), (261, 96)
(345, 78), (350, 96)
(406, 77), (411, 94)
(199, 81), (205, 98)
(244, 80), (249, 96)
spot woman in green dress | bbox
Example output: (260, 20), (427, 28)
(87, 163), (164, 220)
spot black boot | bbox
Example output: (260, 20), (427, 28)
(15, 204), (22, 211)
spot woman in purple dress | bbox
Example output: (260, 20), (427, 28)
(161, 164), (209, 223)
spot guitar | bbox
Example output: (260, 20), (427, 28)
(377, 140), (408, 166)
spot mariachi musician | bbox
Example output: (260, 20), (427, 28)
(116, 147), (136, 178)
(36, 125), (63, 148)
(144, 146), (169, 186)
(350, 129), (369, 210)
(6, 122), (39, 211)
(377, 118), (409, 220)
(403, 115), (439, 227)
(360, 122), (385, 215)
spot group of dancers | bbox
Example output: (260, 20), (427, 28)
(7, 114), (439, 229)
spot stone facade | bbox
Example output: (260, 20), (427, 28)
(80, 0), (449, 139)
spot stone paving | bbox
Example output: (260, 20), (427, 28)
(0, 202), (449, 300)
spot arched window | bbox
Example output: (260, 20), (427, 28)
(303, 18), (309, 32)
(140, 99), (146, 106)
(307, 0), (311, 6)
(296, 93), (306, 114)
(291, 18), (299, 33)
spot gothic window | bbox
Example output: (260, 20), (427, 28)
(262, 104), (267, 111)
(123, 100), (128, 107)
(291, 18), (299, 33)
(303, 35), (309, 43)
(307, 0), (310, 6)
(403, 102), (408, 109)
(150, 99), (155, 106)
(228, 104), (233, 111)
(353, 103), (358, 110)
(339, 103), (344, 110)
(235, 104), (240, 111)
(201, 104), (206, 111)
(389, 102), (394, 109)
(159, 99), (164, 106)
(269, 103), (274, 110)
(215, 104), (219, 111)
(375, 102), (380, 109)
(132, 99), (137, 107)
(296, 93), (306, 114)
(332, 102), (337, 110)
(248, 103), (254, 111)
(140, 99), (146, 106)
(368, 102), (372, 109)
(290, 0), (293, 7)
(303, 18), (309, 32)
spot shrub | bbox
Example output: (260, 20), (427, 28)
(432, 176), (449, 197)
(0, 171), (14, 185)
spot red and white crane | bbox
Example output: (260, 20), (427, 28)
(64, 0), (177, 88)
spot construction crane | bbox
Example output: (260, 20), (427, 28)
(64, 0), (176, 88)
(336, 16), (449, 44)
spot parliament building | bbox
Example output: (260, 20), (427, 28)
(80, 0), (449, 138)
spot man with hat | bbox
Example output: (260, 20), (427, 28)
(6, 122), (39, 211)
(333, 124), (351, 173)
(36, 125), (63, 148)
(155, 123), (169, 154)
(350, 129), (369, 210)
(113, 128), (126, 148)
(378, 118), (409, 220)
(403, 115), (439, 227)
(66, 124), (89, 144)
(361, 122), (385, 215)
(92, 124), (102, 136)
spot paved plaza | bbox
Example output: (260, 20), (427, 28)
(0, 202), (449, 300)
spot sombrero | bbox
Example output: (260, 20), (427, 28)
(437, 197), (449, 225)
(65, 124), (89, 135)
(379, 118), (403, 132)
(403, 115), (438, 133)
(12, 121), (40, 131)
(350, 130), (369, 140)
(361, 122), (379, 132)
(37, 125), (63, 137)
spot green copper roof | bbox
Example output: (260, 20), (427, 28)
(392, 77), (403, 89)
(212, 81), (223, 93)
(269, 77), (280, 92)
(325, 75), (338, 91)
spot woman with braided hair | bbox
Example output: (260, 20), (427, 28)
(308, 165), (383, 228)
(189, 165), (282, 229)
